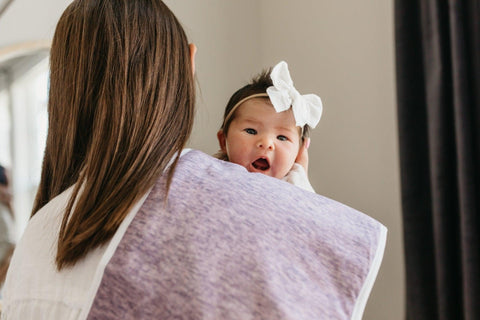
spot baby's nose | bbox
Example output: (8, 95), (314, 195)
(257, 136), (274, 150)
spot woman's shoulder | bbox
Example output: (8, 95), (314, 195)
(33, 185), (74, 218)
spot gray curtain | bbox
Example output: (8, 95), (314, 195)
(395, 1), (480, 319)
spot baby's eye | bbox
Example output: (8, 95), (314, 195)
(244, 128), (257, 135)
(277, 135), (289, 141)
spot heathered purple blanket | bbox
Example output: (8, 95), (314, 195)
(87, 150), (386, 319)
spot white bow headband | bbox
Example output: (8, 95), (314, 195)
(267, 61), (323, 128)
(223, 61), (323, 129)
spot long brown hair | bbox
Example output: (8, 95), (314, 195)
(32, 0), (195, 270)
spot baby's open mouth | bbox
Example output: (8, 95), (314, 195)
(252, 158), (270, 171)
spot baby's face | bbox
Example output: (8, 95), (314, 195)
(219, 98), (301, 179)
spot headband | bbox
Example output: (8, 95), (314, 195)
(223, 61), (323, 129)
(223, 93), (269, 129)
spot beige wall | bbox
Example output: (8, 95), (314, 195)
(1, 1), (404, 319)
(0, 0), (69, 45)
(164, 0), (264, 154)
(260, 1), (404, 319)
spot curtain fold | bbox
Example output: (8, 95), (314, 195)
(395, 1), (480, 319)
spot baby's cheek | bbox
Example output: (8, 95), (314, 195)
(275, 158), (295, 179)
(226, 151), (242, 165)
(228, 148), (250, 166)
(284, 148), (300, 175)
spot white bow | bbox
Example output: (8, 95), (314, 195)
(266, 61), (323, 128)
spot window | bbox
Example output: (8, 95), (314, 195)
(0, 54), (48, 237)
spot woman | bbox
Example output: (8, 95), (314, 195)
(2, 0), (195, 317)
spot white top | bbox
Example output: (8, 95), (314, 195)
(1, 186), (148, 320)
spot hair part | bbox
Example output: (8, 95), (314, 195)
(32, 0), (195, 270)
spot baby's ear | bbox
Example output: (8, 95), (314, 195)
(217, 130), (227, 153)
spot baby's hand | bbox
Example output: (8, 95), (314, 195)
(295, 138), (310, 174)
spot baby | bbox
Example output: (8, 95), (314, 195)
(216, 61), (323, 192)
